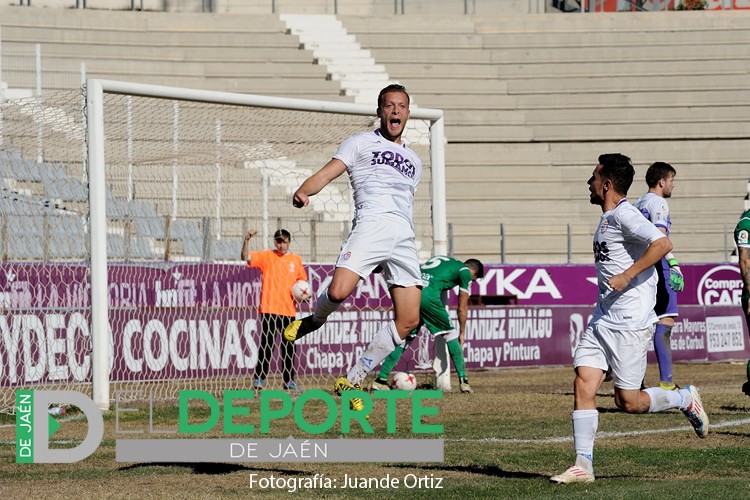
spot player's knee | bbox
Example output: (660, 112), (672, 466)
(325, 285), (350, 303)
(395, 317), (420, 336)
(573, 375), (597, 400)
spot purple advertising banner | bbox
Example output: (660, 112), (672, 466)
(389, 304), (749, 373)
(0, 262), (747, 386)
(470, 263), (743, 307)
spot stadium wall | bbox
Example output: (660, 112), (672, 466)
(1, 261), (745, 387)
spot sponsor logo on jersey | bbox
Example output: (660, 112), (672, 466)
(371, 150), (416, 178)
(342, 251), (351, 261)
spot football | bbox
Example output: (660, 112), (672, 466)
(392, 371), (417, 391)
(291, 280), (312, 302)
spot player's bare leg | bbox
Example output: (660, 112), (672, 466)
(284, 267), (361, 342)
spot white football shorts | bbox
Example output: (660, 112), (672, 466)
(573, 322), (654, 390)
(335, 214), (422, 288)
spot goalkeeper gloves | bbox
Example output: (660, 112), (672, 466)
(667, 258), (684, 292)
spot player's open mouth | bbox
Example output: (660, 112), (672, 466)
(390, 119), (401, 126)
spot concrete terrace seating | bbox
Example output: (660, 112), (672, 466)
(1, 6), (352, 262)
(340, 11), (750, 263)
(2, 7), (749, 264)
(0, 7), (345, 99)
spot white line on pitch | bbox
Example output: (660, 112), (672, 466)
(0, 414), (86, 429)
(447, 416), (750, 444)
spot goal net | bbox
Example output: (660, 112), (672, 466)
(0, 80), (445, 411)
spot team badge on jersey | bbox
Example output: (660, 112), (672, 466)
(599, 218), (609, 234)
(739, 229), (749, 245)
(342, 251), (352, 260)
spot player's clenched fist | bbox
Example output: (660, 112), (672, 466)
(292, 189), (309, 208)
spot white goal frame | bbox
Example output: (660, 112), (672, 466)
(85, 79), (447, 410)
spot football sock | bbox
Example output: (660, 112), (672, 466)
(312, 290), (341, 324)
(572, 409), (598, 474)
(446, 338), (467, 379)
(654, 323), (674, 383)
(644, 387), (685, 412)
(377, 345), (406, 380)
(347, 321), (403, 385)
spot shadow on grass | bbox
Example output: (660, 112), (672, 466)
(713, 430), (750, 438)
(118, 463), (309, 476)
(719, 404), (750, 413)
(556, 391), (615, 398)
(388, 462), (546, 480)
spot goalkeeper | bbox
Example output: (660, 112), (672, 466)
(372, 256), (484, 394)
(634, 162), (684, 391)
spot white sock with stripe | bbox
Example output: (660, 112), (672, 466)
(572, 409), (598, 474)
(643, 387), (685, 412)
(346, 321), (403, 385)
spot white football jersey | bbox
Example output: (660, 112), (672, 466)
(591, 199), (667, 330)
(333, 129), (422, 225)
(633, 191), (671, 235)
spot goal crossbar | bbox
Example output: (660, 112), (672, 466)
(85, 79), (447, 410)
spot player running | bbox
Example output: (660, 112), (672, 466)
(551, 154), (708, 484)
(371, 256), (484, 394)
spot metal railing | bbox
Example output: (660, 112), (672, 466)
(10, 0), (738, 14)
(447, 222), (740, 264)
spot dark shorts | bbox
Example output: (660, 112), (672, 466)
(654, 258), (678, 319)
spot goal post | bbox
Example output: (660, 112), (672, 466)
(85, 79), (447, 410)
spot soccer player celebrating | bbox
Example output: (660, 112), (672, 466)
(551, 154), (708, 484)
(634, 162), (684, 390)
(283, 84), (423, 411)
(735, 208), (750, 396)
(371, 256), (484, 394)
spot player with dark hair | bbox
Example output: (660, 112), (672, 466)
(634, 162), (683, 391)
(735, 208), (750, 396)
(551, 153), (708, 484)
(372, 256), (484, 393)
(241, 228), (306, 390)
(283, 84), (423, 411)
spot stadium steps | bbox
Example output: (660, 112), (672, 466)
(0, 7), (344, 99)
(340, 11), (749, 263)
(3, 7), (748, 263)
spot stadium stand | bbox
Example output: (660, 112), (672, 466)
(1, 5), (748, 264)
(342, 10), (750, 263)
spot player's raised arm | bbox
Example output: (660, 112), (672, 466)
(292, 158), (347, 208)
(240, 229), (257, 261)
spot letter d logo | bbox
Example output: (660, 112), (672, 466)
(16, 390), (104, 463)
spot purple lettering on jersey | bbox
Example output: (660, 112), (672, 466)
(370, 150), (415, 178)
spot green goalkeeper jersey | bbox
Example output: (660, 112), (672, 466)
(420, 256), (473, 295)
(735, 208), (750, 250)
(736, 209), (750, 301)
